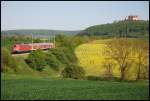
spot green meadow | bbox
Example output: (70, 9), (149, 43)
(1, 74), (149, 100)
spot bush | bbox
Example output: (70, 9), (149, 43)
(14, 57), (36, 75)
(61, 64), (85, 79)
(61, 47), (78, 63)
(1, 48), (18, 72)
(26, 49), (47, 71)
(49, 48), (70, 65)
(45, 51), (63, 71)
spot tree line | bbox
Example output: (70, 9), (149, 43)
(78, 20), (149, 38)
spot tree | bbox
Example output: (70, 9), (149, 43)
(102, 59), (115, 79)
(134, 40), (149, 80)
(55, 34), (70, 47)
(78, 20), (149, 38)
(54, 34), (86, 64)
(106, 38), (133, 81)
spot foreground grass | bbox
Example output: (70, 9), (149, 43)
(1, 74), (149, 100)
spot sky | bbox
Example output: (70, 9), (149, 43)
(1, 1), (149, 31)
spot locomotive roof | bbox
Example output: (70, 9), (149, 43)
(15, 43), (54, 45)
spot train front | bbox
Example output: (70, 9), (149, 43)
(12, 44), (20, 53)
(12, 44), (32, 53)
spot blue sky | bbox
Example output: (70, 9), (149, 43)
(1, 1), (149, 31)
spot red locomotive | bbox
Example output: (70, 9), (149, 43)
(12, 43), (54, 53)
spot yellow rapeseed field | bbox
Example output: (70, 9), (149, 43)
(75, 39), (149, 80)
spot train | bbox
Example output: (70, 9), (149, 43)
(12, 43), (54, 53)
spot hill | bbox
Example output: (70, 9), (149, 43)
(78, 20), (149, 38)
(1, 29), (81, 37)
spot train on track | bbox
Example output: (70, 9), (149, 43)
(12, 43), (54, 53)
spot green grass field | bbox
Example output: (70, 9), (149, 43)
(1, 74), (149, 100)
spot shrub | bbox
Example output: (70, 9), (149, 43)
(45, 51), (63, 71)
(14, 57), (36, 75)
(49, 48), (70, 65)
(61, 47), (78, 63)
(26, 49), (47, 71)
(61, 64), (85, 79)
(1, 48), (18, 72)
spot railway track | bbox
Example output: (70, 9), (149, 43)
(12, 53), (30, 57)
(12, 50), (48, 57)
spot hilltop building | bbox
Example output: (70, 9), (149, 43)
(127, 15), (139, 21)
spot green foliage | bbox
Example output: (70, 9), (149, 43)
(49, 48), (70, 65)
(1, 48), (36, 75)
(55, 35), (76, 59)
(7, 35), (33, 45)
(1, 34), (90, 77)
(61, 64), (85, 79)
(55, 34), (88, 50)
(45, 51), (63, 71)
(79, 20), (149, 38)
(23, 35), (88, 72)
(1, 37), (14, 51)
(1, 48), (18, 72)
(26, 49), (47, 71)
(14, 57), (36, 75)
(61, 47), (78, 63)
(33, 38), (43, 43)
(55, 34), (90, 64)
(72, 36), (90, 47)
(55, 34), (72, 48)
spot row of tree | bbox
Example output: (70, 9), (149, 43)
(78, 20), (149, 38)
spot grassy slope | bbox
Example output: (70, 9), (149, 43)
(1, 74), (149, 100)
